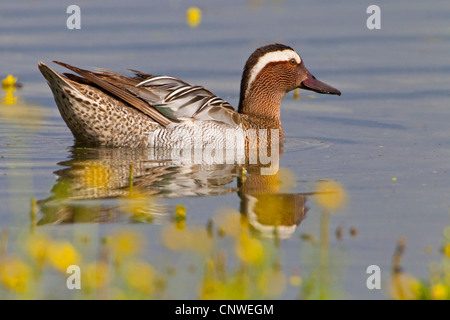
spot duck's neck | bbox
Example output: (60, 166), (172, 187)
(239, 73), (286, 122)
(238, 85), (285, 140)
(239, 92), (283, 123)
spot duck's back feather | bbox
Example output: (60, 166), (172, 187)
(137, 75), (240, 126)
(52, 61), (241, 128)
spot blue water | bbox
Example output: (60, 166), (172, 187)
(1, 0), (450, 299)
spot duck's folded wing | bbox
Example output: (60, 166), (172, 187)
(137, 76), (241, 127)
(53, 61), (241, 128)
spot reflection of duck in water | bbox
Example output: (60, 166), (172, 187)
(37, 147), (311, 238)
(39, 44), (340, 149)
(238, 166), (309, 239)
(37, 147), (238, 224)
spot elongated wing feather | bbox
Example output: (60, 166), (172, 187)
(137, 76), (241, 126)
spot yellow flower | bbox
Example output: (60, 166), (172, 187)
(314, 180), (348, 211)
(174, 205), (187, 229)
(200, 279), (221, 300)
(199, 274), (247, 300)
(186, 7), (202, 28)
(2, 75), (18, 88)
(431, 284), (448, 300)
(48, 241), (81, 273)
(110, 288), (127, 300)
(175, 205), (186, 220)
(0, 257), (31, 293)
(110, 230), (144, 260)
(235, 233), (264, 265)
(289, 275), (302, 287)
(26, 233), (51, 269)
(390, 273), (423, 300)
(124, 260), (155, 294)
(444, 244), (450, 258)
(83, 261), (110, 291)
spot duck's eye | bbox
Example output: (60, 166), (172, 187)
(288, 58), (297, 66)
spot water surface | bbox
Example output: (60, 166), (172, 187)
(1, 0), (450, 299)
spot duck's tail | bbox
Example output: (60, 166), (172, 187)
(38, 61), (161, 147)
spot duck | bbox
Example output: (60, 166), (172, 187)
(38, 43), (340, 149)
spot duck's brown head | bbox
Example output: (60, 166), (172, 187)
(238, 44), (340, 119)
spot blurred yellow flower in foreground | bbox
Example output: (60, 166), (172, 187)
(235, 233), (264, 265)
(314, 180), (348, 211)
(200, 278), (223, 300)
(431, 284), (448, 300)
(390, 273), (424, 300)
(0, 257), (31, 294)
(289, 275), (302, 287)
(200, 279), (246, 300)
(110, 230), (144, 260)
(83, 261), (110, 291)
(124, 260), (155, 294)
(186, 7), (202, 28)
(26, 233), (51, 269)
(200, 268), (247, 300)
(444, 244), (450, 258)
(48, 241), (81, 273)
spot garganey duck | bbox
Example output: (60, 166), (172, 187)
(39, 44), (340, 149)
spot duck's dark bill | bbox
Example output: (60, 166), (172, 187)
(299, 75), (341, 96)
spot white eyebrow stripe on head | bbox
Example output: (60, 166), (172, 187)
(246, 49), (301, 95)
